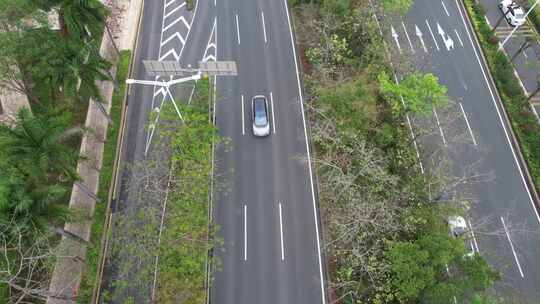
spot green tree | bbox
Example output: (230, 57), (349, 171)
(386, 241), (435, 302)
(0, 108), (81, 233)
(386, 208), (499, 304)
(28, 0), (107, 40)
(381, 0), (414, 14)
(378, 71), (449, 116)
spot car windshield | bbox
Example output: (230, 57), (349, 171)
(254, 99), (267, 127)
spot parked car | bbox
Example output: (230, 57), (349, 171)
(499, 0), (526, 27)
(252, 95), (270, 137)
(448, 215), (475, 257)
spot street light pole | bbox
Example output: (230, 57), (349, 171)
(126, 73), (202, 123)
(499, 0), (540, 50)
(127, 60), (237, 157)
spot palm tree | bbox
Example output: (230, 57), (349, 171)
(63, 41), (112, 103)
(54, 0), (107, 40)
(0, 108), (82, 232)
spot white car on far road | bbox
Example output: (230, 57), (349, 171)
(448, 215), (475, 257)
(499, 0), (526, 27)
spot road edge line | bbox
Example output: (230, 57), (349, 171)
(457, 0), (540, 223)
(282, 0), (327, 303)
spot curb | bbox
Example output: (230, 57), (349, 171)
(91, 0), (145, 302)
(460, 0), (540, 211)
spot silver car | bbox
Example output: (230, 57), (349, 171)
(252, 95), (270, 137)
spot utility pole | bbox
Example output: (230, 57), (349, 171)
(126, 60), (237, 156)
(500, 0), (540, 50)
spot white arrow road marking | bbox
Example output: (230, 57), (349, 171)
(425, 20), (439, 51)
(441, 1), (450, 16)
(437, 22), (454, 51)
(415, 24), (428, 52)
(501, 217), (525, 277)
(401, 21), (414, 53)
(391, 25), (401, 53)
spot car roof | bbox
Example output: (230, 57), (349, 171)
(253, 98), (266, 112)
(448, 216), (467, 229)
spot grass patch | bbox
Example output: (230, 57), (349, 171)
(465, 0), (540, 194)
(77, 50), (131, 303)
(526, 0), (540, 36)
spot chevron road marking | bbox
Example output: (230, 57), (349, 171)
(159, 49), (180, 61)
(161, 32), (185, 46)
(164, 4), (184, 19)
(163, 15), (189, 32)
(165, 0), (177, 8)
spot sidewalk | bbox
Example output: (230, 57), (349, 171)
(478, 0), (540, 116)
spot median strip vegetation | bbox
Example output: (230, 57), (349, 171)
(293, 0), (500, 302)
(464, 0), (540, 195)
(104, 78), (218, 303)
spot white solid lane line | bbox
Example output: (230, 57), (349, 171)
(467, 219), (480, 253)
(282, 0), (327, 300)
(270, 92), (276, 134)
(244, 204), (247, 261)
(241, 94), (245, 135)
(261, 11), (268, 44)
(459, 102), (478, 146)
(425, 19), (440, 51)
(402, 21), (414, 53)
(432, 108), (447, 146)
(236, 14), (241, 45)
(441, 1), (450, 16)
(501, 217), (525, 277)
(454, 29), (464, 47)
(455, 0), (540, 224)
(279, 203), (285, 261)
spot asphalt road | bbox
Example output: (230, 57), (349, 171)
(193, 0), (327, 303)
(478, 0), (540, 118)
(383, 0), (540, 301)
(109, 0), (327, 302)
(102, 0), (198, 301)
